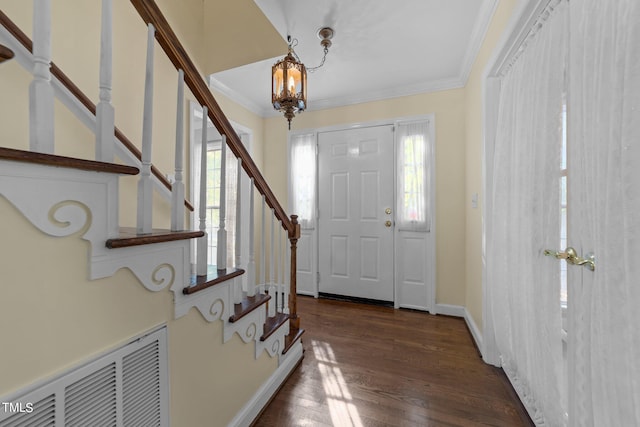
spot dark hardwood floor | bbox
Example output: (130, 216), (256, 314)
(254, 296), (533, 427)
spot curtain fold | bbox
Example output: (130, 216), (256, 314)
(487, 1), (567, 424)
(568, 0), (640, 425)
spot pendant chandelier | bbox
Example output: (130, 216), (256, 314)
(272, 28), (334, 129)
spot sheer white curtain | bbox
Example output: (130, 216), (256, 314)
(396, 120), (431, 232)
(192, 132), (238, 268)
(290, 133), (316, 229)
(568, 0), (640, 425)
(487, 0), (567, 424)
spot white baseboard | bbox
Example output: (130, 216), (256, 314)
(435, 304), (484, 356)
(464, 308), (484, 355)
(228, 342), (303, 427)
(434, 303), (466, 317)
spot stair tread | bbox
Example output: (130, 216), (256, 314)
(0, 44), (14, 63)
(0, 147), (140, 175)
(261, 312), (290, 341)
(229, 294), (271, 323)
(183, 266), (245, 295)
(283, 327), (305, 355)
(106, 227), (204, 248)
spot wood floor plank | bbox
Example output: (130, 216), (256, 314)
(253, 296), (533, 427)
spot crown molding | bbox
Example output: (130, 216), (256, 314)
(458, 0), (500, 83)
(209, 74), (466, 119)
(307, 77), (466, 113)
(208, 75), (266, 117)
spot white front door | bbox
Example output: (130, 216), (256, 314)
(317, 125), (395, 302)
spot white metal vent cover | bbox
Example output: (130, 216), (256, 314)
(0, 327), (168, 427)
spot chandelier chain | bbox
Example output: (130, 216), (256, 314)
(287, 37), (329, 72)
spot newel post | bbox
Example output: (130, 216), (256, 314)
(288, 215), (301, 330)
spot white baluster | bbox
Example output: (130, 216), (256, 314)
(196, 106), (208, 276)
(260, 195), (266, 294)
(235, 158), (242, 268)
(247, 180), (256, 296)
(171, 70), (185, 231)
(95, 0), (114, 162)
(217, 135), (227, 270)
(270, 209), (275, 287)
(29, 0), (54, 154)
(136, 24), (155, 235)
(234, 158), (243, 304)
(268, 283), (276, 317)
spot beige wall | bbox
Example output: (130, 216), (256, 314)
(464, 0), (518, 330)
(0, 1), (276, 425)
(264, 89), (468, 306)
(203, 0), (285, 75)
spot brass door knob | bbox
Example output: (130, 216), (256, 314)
(544, 247), (595, 271)
(385, 220), (392, 227)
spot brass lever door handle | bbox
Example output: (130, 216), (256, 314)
(544, 247), (595, 271)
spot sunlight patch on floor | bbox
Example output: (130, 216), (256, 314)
(312, 339), (363, 427)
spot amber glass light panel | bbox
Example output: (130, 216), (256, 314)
(272, 62), (305, 102)
(272, 52), (307, 128)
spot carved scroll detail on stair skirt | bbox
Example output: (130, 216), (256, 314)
(152, 263), (175, 289)
(48, 200), (92, 236)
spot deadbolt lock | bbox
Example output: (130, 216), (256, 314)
(385, 208), (392, 215)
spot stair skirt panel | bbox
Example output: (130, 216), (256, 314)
(0, 160), (119, 247)
(0, 327), (169, 427)
(91, 239), (191, 294)
(174, 276), (234, 322)
(256, 319), (290, 359)
(224, 303), (268, 345)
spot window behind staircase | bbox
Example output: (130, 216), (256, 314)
(205, 141), (238, 267)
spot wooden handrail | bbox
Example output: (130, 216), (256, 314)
(0, 146), (139, 175)
(130, 0), (293, 235)
(0, 10), (194, 212)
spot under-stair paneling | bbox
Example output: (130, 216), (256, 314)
(168, 306), (277, 427)
(0, 196), (172, 395)
(0, 195), (281, 426)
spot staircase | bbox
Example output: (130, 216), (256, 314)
(0, 1), (303, 424)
